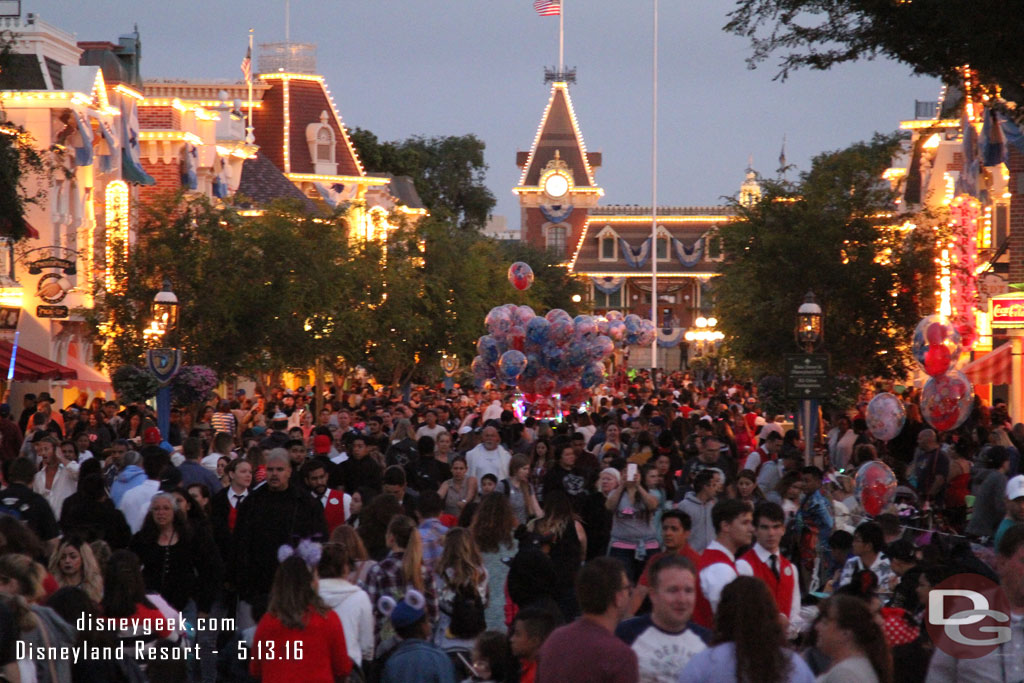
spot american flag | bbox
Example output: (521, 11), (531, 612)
(241, 45), (252, 83)
(534, 0), (560, 16)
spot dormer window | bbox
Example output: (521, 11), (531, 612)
(595, 225), (618, 262)
(655, 225), (672, 261)
(306, 111), (337, 175)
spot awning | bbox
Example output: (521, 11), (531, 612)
(962, 343), (1012, 385)
(63, 354), (112, 394)
(0, 340), (77, 381)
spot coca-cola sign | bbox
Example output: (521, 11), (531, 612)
(990, 294), (1024, 328)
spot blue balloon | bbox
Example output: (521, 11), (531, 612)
(567, 344), (590, 368)
(521, 353), (542, 380)
(580, 362), (605, 389)
(526, 317), (550, 346)
(498, 350), (528, 379)
(543, 343), (567, 373)
(476, 335), (501, 364)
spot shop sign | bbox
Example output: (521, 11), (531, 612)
(990, 295), (1024, 328)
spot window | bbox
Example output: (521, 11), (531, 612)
(547, 225), (567, 258)
(656, 236), (669, 260)
(601, 235), (616, 260)
(316, 128), (333, 162)
(594, 287), (622, 308)
(708, 235), (722, 260)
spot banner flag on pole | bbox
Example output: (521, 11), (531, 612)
(534, 0), (560, 16)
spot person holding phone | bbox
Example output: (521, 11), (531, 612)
(605, 461), (661, 582)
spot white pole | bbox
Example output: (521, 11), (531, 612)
(246, 28), (254, 144)
(650, 0), (658, 374)
(285, 0), (290, 43)
(558, 0), (564, 73)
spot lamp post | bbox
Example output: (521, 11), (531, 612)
(796, 291), (822, 463)
(148, 278), (179, 440)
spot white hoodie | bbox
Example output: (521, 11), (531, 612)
(318, 577), (373, 666)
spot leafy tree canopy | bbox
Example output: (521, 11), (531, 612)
(349, 128), (496, 231)
(725, 0), (1024, 116)
(715, 133), (944, 378)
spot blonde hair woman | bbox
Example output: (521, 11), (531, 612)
(48, 536), (103, 603)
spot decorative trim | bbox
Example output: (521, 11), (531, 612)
(540, 204), (574, 223)
(619, 237), (652, 269)
(591, 276), (624, 294)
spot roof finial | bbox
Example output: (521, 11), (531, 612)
(554, 149), (561, 160)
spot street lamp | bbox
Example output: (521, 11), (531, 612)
(796, 291), (823, 464)
(796, 291), (822, 353)
(152, 277), (179, 333)
(148, 278), (179, 441)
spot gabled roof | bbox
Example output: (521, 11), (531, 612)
(251, 73), (364, 177)
(518, 81), (596, 188)
(570, 205), (734, 276)
(236, 153), (319, 214)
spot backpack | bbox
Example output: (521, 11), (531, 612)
(446, 581), (486, 639)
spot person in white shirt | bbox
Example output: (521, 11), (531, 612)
(693, 499), (753, 628)
(743, 431), (781, 474)
(465, 425), (511, 483)
(827, 415), (857, 471)
(414, 410), (448, 443)
(118, 450), (166, 533)
(32, 436), (79, 520)
(736, 502), (801, 636)
(201, 432), (235, 474)
(317, 542), (374, 667)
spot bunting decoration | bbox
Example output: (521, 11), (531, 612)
(71, 112), (93, 167)
(657, 326), (686, 348)
(619, 237), (651, 269)
(671, 235), (703, 267)
(980, 108), (1007, 167)
(117, 92), (155, 186)
(180, 143), (198, 190)
(212, 154), (228, 199)
(540, 204), (574, 223)
(591, 276), (625, 294)
(955, 112), (979, 198)
(92, 116), (119, 174)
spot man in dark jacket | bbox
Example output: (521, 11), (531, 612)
(0, 457), (59, 541)
(232, 450), (326, 626)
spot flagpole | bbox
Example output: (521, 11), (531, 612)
(246, 29), (254, 144)
(558, 0), (564, 73)
(650, 0), (658, 375)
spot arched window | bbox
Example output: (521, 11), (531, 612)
(306, 111), (337, 174)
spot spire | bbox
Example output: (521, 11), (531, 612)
(516, 81), (598, 190)
(740, 163), (762, 206)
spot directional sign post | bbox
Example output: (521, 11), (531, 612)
(785, 354), (830, 399)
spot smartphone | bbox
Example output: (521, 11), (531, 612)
(626, 463), (638, 482)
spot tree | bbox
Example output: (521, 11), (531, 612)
(724, 0), (1024, 116)
(349, 128), (496, 230)
(714, 134), (944, 378)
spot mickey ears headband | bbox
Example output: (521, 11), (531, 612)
(377, 588), (426, 617)
(277, 538), (322, 569)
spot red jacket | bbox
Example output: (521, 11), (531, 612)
(320, 489), (347, 534)
(738, 547), (796, 620)
(693, 546), (735, 628)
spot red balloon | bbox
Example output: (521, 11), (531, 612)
(862, 482), (888, 515)
(926, 322), (947, 345)
(923, 345), (952, 376)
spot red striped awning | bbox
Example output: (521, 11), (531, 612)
(0, 340), (77, 382)
(962, 343), (1012, 386)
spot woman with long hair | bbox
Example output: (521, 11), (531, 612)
(128, 492), (222, 615)
(605, 462), (660, 582)
(48, 536), (103, 603)
(815, 594), (893, 683)
(434, 527), (489, 647)
(436, 430), (455, 465)
(775, 471), (804, 523)
(364, 515), (438, 654)
(502, 453), (543, 526)
(438, 456), (478, 518)
(527, 439), (550, 493)
(735, 469), (765, 507)
(470, 493), (517, 629)
(526, 490), (586, 620)
(357, 493), (405, 561)
(251, 553), (352, 683)
(330, 524), (377, 586)
(317, 541), (374, 668)
(681, 576), (815, 682)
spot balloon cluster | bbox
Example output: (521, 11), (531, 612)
(472, 305), (613, 400)
(912, 315), (973, 431)
(865, 393), (906, 442)
(855, 461), (897, 516)
(507, 262), (534, 291)
(599, 311), (657, 349)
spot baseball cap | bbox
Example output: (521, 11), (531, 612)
(313, 434), (331, 455)
(1007, 475), (1024, 501)
(143, 427), (162, 445)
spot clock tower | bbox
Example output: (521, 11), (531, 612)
(515, 79), (602, 261)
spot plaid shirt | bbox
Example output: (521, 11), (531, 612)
(365, 550), (438, 653)
(418, 518), (448, 574)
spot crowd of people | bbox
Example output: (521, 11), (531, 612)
(0, 373), (1020, 682)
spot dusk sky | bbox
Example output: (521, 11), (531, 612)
(55, 1), (939, 225)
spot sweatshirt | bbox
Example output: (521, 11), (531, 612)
(677, 491), (715, 552)
(318, 577), (374, 666)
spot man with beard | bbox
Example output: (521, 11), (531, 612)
(303, 459), (349, 535)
